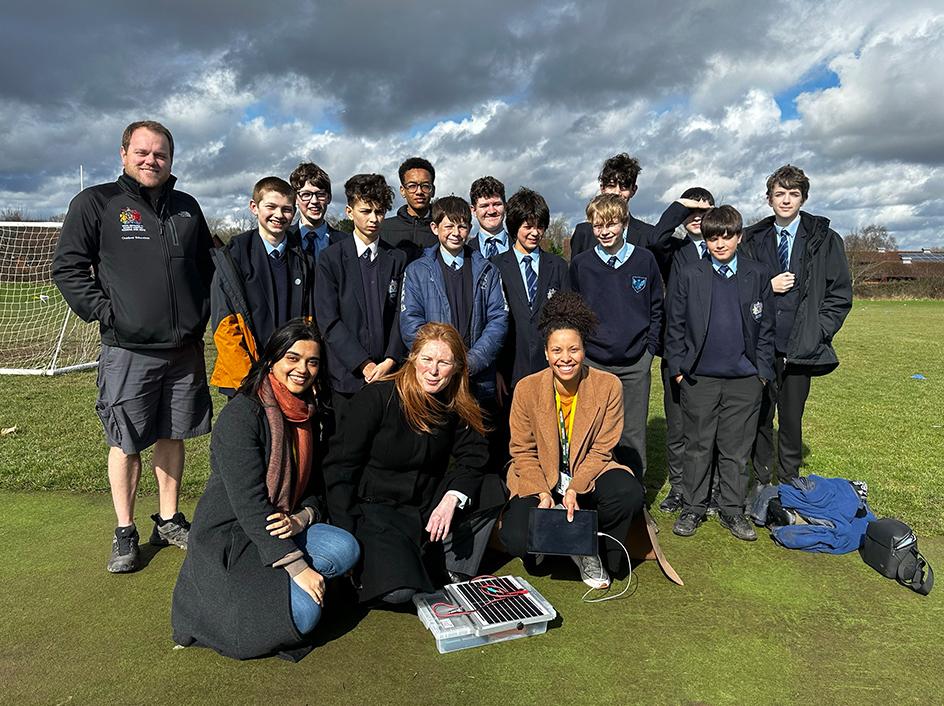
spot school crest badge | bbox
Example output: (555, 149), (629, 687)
(388, 279), (398, 302)
(119, 207), (146, 233)
(751, 301), (763, 320)
(546, 288), (557, 300)
(631, 276), (647, 293)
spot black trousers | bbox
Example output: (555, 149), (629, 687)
(499, 470), (644, 577)
(680, 375), (763, 515)
(752, 358), (812, 484)
(661, 359), (685, 490)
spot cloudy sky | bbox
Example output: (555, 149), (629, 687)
(2, 1), (942, 247)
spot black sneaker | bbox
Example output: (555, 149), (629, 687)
(659, 491), (684, 513)
(673, 511), (704, 537)
(107, 526), (140, 573)
(718, 511), (757, 541)
(149, 512), (191, 549)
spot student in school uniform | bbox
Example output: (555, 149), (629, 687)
(382, 156), (438, 262)
(492, 187), (570, 391)
(570, 193), (663, 481)
(315, 174), (407, 424)
(569, 153), (654, 257)
(210, 176), (314, 396)
(647, 187), (715, 513)
(740, 164), (852, 488)
(467, 176), (511, 260)
(286, 161), (347, 265)
(664, 205), (775, 541)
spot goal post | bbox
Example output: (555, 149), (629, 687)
(0, 221), (100, 375)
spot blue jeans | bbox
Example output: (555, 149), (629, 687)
(288, 523), (360, 634)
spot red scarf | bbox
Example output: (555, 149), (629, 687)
(259, 373), (315, 512)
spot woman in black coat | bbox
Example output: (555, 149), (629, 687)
(323, 321), (489, 605)
(172, 320), (359, 660)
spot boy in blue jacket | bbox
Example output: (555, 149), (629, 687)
(400, 195), (508, 402)
(665, 206), (775, 541)
(570, 193), (663, 480)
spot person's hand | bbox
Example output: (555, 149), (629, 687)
(562, 488), (580, 522)
(292, 566), (326, 606)
(365, 357), (395, 383)
(770, 272), (795, 294)
(676, 197), (712, 211)
(495, 372), (509, 408)
(426, 493), (459, 542)
(266, 511), (305, 539)
(360, 360), (377, 382)
(537, 492), (554, 510)
(674, 374), (683, 385)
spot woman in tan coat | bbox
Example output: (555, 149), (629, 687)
(500, 291), (645, 589)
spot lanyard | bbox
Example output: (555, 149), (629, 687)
(555, 389), (577, 476)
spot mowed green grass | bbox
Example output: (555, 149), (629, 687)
(1, 301), (944, 703)
(2, 300), (942, 531)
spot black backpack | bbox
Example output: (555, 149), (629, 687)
(859, 518), (933, 595)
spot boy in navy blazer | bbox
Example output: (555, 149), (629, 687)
(316, 174), (407, 422)
(468, 176), (510, 260)
(570, 193), (663, 480)
(665, 205), (775, 541)
(569, 153), (654, 257)
(287, 161), (347, 263)
(493, 187), (570, 393)
(209, 176), (313, 396)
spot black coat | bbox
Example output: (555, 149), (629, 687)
(647, 201), (706, 285)
(493, 248), (571, 387)
(315, 238), (407, 394)
(381, 205), (436, 262)
(171, 393), (325, 660)
(322, 380), (488, 602)
(285, 222), (348, 313)
(569, 216), (654, 258)
(664, 256), (776, 382)
(740, 211), (852, 374)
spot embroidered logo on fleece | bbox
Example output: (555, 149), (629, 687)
(119, 207), (145, 232)
(631, 276), (647, 293)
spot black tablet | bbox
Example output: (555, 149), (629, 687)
(527, 507), (598, 557)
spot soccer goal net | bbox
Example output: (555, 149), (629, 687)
(0, 221), (99, 375)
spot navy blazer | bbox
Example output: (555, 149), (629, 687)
(493, 248), (571, 387)
(664, 256), (775, 382)
(315, 237), (407, 395)
(648, 201), (710, 285)
(569, 216), (654, 258)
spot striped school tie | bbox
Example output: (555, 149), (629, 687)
(484, 238), (498, 259)
(718, 264), (731, 278)
(699, 241), (708, 259)
(778, 229), (790, 272)
(523, 255), (538, 304)
(607, 256), (619, 268)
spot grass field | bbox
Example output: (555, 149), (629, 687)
(1, 300), (943, 704)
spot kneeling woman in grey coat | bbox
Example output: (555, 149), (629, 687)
(172, 319), (359, 660)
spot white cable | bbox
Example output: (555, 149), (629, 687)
(580, 532), (637, 603)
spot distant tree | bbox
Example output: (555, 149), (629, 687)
(0, 208), (35, 221)
(541, 215), (569, 257)
(336, 218), (354, 234)
(844, 224), (897, 287)
(206, 214), (255, 245)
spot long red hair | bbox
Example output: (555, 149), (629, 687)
(389, 322), (486, 435)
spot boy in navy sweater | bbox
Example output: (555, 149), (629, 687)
(665, 206), (775, 541)
(570, 193), (663, 480)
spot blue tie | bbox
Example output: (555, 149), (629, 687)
(270, 249), (282, 261)
(484, 237), (498, 259)
(607, 256), (619, 269)
(778, 229), (790, 272)
(698, 241), (708, 259)
(522, 255), (538, 304)
(718, 264), (731, 278)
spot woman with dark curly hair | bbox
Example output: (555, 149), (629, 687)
(499, 291), (645, 589)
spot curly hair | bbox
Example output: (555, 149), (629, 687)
(344, 173), (394, 211)
(538, 291), (598, 345)
(469, 176), (506, 205)
(598, 152), (641, 189)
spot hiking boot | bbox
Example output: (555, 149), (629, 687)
(673, 511), (704, 537)
(719, 511), (758, 541)
(570, 553), (610, 590)
(150, 512), (191, 549)
(659, 491), (684, 513)
(107, 526), (140, 573)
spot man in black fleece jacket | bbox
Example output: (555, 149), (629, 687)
(381, 156), (437, 262)
(53, 120), (214, 574)
(571, 194), (663, 482)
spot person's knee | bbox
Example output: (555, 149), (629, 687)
(598, 472), (645, 518)
(308, 524), (361, 577)
(290, 590), (322, 634)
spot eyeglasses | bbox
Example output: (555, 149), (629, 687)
(298, 190), (330, 202)
(403, 182), (433, 193)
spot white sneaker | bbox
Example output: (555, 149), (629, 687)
(571, 553), (610, 589)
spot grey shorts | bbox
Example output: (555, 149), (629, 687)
(95, 342), (212, 454)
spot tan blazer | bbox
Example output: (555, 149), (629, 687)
(507, 365), (631, 498)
